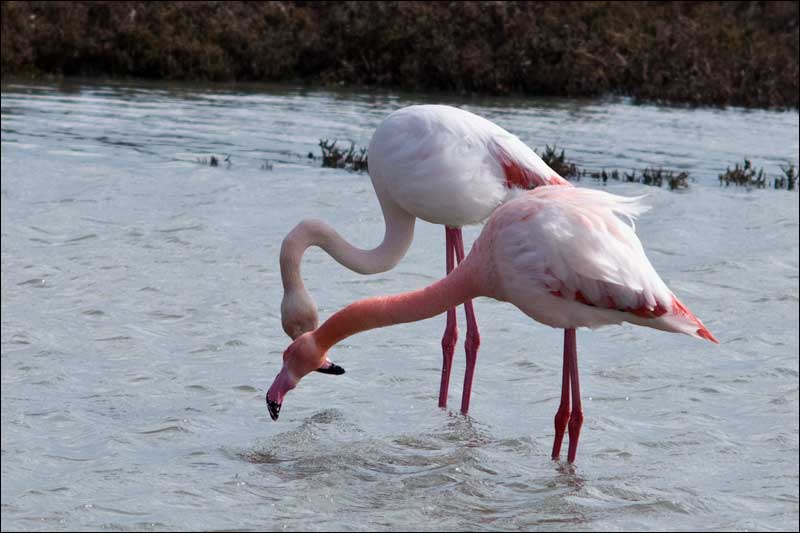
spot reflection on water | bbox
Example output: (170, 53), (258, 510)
(1, 79), (798, 531)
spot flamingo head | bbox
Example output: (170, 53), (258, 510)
(281, 289), (319, 340)
(266, 332), (345, 421)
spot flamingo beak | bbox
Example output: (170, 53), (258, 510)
(266, 361), (343, 421)
(315, 362), (346, 375)
(266, 395), (281, 421)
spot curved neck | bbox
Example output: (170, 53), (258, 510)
(313, 259), (481, 351)
(280, 197), (415, 295)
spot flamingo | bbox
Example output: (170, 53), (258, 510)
(267, 185), (718, 463)
(280, 104), (570, 415)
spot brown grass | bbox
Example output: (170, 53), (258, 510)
(719, 160), (797, 190)
(2, 1), (798, 108)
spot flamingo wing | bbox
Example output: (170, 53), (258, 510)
(489, 134), (572, 189)
(491, 186), (717, 342)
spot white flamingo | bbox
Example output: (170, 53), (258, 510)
(280, 105), (570, 414)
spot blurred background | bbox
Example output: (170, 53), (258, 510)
(2, 1), (798, 108)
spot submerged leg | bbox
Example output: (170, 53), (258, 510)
(552, 329), (572, 460)
(454, 229), (481, 415)
(439, 227), (459, 409)
(565, 328), (584, 464)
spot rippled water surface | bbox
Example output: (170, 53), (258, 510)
(2, 80), (799, 531)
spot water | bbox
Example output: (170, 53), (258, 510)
(2, 79), (798, 531)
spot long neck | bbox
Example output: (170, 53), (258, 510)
(313, 259), (481, 351)
(280, 196), (415, 295)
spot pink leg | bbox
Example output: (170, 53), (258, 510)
(565, 328), (584, 464)
(438, 227), (458, 409)
(551, 329), (572, 459)
(454, 229), (481, 415)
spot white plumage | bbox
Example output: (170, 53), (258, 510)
(367, 105), (569, 227)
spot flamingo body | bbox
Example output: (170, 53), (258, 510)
(368, 105), (567, 227)
(480, 187), (714, 340)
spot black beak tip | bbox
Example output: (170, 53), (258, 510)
(266, 395), (281, 421)
(316, 363), (346, 376)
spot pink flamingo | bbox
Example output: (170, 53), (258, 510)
(280, 105), (569, 415)
(268, 186), (718, 463)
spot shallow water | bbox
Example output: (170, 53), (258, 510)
(1, 79), (798, 531)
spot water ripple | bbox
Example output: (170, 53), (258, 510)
(1, 79), (797, 532)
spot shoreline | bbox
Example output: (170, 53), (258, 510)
(3, 74), (800, 117)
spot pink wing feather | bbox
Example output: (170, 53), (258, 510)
(490, 186), (718, 343)
(489, 135), (572, 189)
